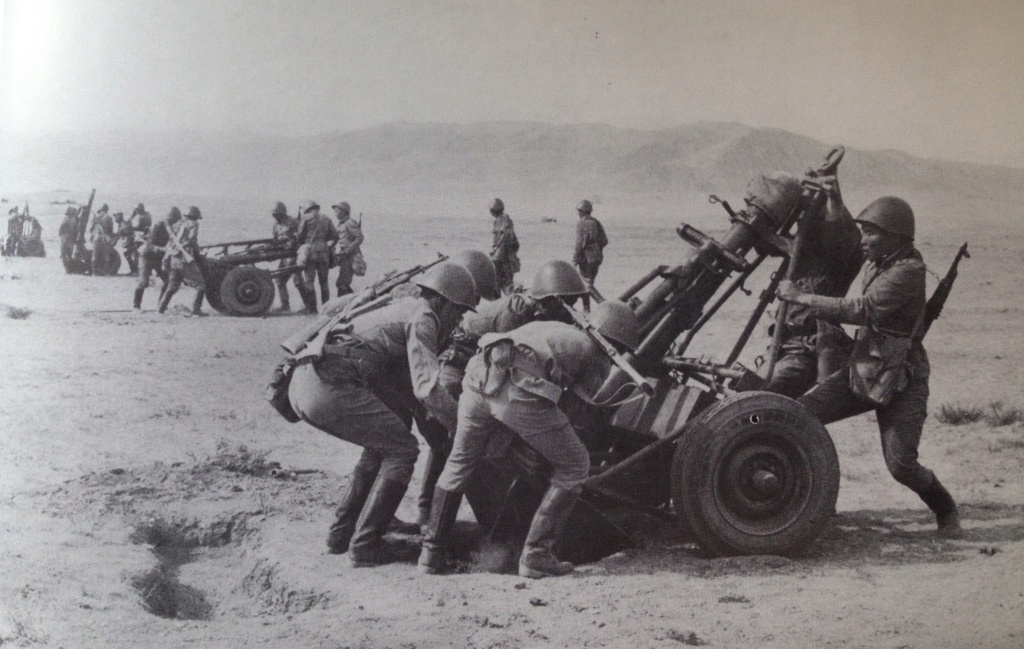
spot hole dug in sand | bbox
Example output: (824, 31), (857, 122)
(128, 515), (247, 620)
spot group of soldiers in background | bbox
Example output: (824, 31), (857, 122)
(130, 204), (206, 314)
(3, 205), (45, 257)
(270, 200), (365, 314)
(58, 201), (153, 276)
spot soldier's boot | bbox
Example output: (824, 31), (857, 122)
(919, 476), (962, 538)
(133, 288), (145, 310)
(277, 287), (291, 313)
(518, 485), (579, 579)
(326, 466), (378, 554)
(298, 284), (318, 314)
(191, 290), (208, 317)
(416, 449), (447, 531)
(157, 288), (176, 314)
(347, 477), (410, 568)
(417, 487), (463, 575)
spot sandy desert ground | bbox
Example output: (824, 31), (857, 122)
(1, 192), (1023, 649)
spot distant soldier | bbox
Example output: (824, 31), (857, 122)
(758, 172), (864, 398)
(290, 262), (479, 567)
(90, 205), (117, 274)
(5, 207), (22, 256)
(332, 201), (364, 297)
(489, 198), (520, 295)
(157, 206), (206, 315)
(779, 197), (961, 537)
(296, 201), (339, 313)
(59, 207), (79, 266)
(419, 301), (640, 578)
(19, 207), (43, 257)
(270, 202), (299, 313)
(133, 207), (177, 311)
(130, 203), (153, 237)
(572, 199), (608, 300)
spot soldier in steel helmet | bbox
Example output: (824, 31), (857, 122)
(778, 197), (961, 537)
(58, 206), (79, 269)
(751, 171), (864, 398)
(419, 300), (640, 579)
(134, 207), (177, 309)
(288, 262), (480, 567)
(296, 201), (339, 313)
(488, 198), (520, 295)
(572, 199), (608, 304)
(156, 206), (205, 315)
(270, 201), (299, 312)
(331, 201), (364, 297)
(413, 258), (589, 528)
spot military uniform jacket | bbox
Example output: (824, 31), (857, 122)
(321, 297), (458, 429)
(809, 246), (929, 382)
(474, 321), (611, 404)
(785, 196), (863, 337)
(335, 218), (364, 256)
(574, 214), (608, 266)
(491, 213), (520, 265)
(131, 211), (153, 236)
(297, 214), (339, 262)
(91, 213), (115, 243)
(58, 216), (78, 241)
(459, 292), (535, 339)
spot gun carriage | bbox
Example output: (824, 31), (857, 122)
(183, 238), (299, 317)
(466, 147), (853, 562)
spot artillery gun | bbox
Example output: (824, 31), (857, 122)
(183, 238), (299, 317)
(466, 147), (848, 562)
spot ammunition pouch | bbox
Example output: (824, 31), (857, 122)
(265, 358), (301, 423)
(849, 326), (913, 407)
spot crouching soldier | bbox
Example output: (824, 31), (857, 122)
(418, 300), (640, 578)
(415, 258), (589, 527)
(778, 197), (961, 536)
(287, 262), (480, 567)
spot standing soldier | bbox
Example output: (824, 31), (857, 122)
(332, 201), (364, 298)
(418, 300), (640, 578)
(4, 207), (21, 256)
(183, 206), (207, 316)
(59, 207), (79, 269)
(112, 212), (137, 275)
(131, 203), (153, 237)
(155, 207), (197, 314)
(759, 172), (864, 397)
(133, 207), (178, 311)
(779, 197), (961, 537)
(270, 201), (298, 313)
(288, 262), (479, 567)
(489, 198), (520, 295)
(572, 199), (608, 303)
(296, 201), (339, 313)
(90, 205), (116, 275)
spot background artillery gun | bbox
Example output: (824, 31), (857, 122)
(183, 238), (298, 317)
(467, 147), (850, 564)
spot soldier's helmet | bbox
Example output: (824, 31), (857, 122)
(854, 196), (915, 240)
(302, 201), (320, 214)
(332, 201), (351, 215)
(451, 250), (499, 301)
(415, 261), (480, 312)
(489, 198), (504, 214)
(168, 207), (182, 220)
(744, 172), (803, 227)
(65, 206), (77, 216)
(576, 200), (593, 214)
(590, 300), (640, 352)
(272, 201), (288, 217)
(530, 260), (587, 299)
(135, 202), (146, 213)
(98, 203), (109, 213)
(113, 212), (124, 220)
(184, 206), (203, 220)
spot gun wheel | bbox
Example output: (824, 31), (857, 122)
(672, 391), (839, 557)
(219, 265), (275, 317)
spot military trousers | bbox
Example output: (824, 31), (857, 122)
(798, 366), (934, 494)
(303, 259), (332, 305)
(136, 252), (167, 293)
(437, 356), (590, 493)
(761, 348), (818, 399)
(335, 256), (355, 297)
(288, 364), (420, 484)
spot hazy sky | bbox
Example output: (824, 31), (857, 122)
(2, 0), (1023, 168)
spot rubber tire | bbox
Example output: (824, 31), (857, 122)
(219, 265), (275, 317)
(671, 391), (839, 557)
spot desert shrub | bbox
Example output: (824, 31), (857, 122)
(936, 403), (985, 425)
(5, 305), (31, 319)
(206, 440), (270, 475)
(984, 402), (1024, 428)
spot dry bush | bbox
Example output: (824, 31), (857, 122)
(4, 305), (32, 319)
(936, 403), (985, 425)
(984, 402), (1024, 428)
(206, 440), (271, 476)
